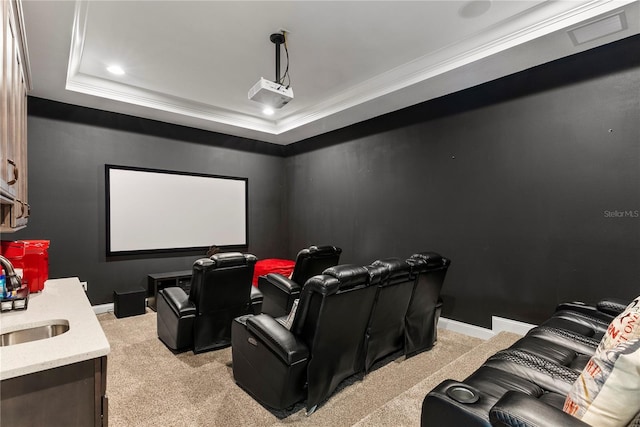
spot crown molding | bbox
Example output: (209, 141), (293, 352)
(66, 72), (278, 134)
(276, 0), (636, 134)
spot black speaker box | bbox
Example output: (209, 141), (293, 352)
(113, 288), (146, 318)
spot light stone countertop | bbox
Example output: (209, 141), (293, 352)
(0, 277), (110, 380)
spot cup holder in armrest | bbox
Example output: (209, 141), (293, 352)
(446, 384), (480, 404)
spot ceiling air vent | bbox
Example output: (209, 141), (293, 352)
(568, 12), (627, 46)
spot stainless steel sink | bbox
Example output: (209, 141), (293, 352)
(0, 320), (70, 346)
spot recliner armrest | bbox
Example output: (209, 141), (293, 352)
(258, 274), (302, 317)
(554, 298), (626, 321)
(250, 286), (263, 315)
(596, 297), (628, 316)
(159, 287), (196, 317)
(259, 273), (301, 294)
(246, 314), (309, 365)
(250, 286), (263, 303)
(489, 391), (590, 427)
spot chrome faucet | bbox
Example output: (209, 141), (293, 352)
(0, 255), (22, 292)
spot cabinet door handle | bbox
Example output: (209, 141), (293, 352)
(16, 199), (25, 218)
(7, 159), (19, 185)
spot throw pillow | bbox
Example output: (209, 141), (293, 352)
(563, 295), (640, 427)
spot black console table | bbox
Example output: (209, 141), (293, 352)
(147, 270), (192, 311)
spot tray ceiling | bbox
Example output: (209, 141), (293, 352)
(20, 0), (640, 144)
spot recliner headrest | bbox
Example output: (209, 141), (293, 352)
(372, 258), (411, 274)
(298, 245), (342, 259)
(363, 263), (389, 285)
(323, 264), (370, 290)
(407, 252), (450, 271)
(303, 274), (341, 296)
(193, 258), (214, 269)
(210, 252), (257, 268)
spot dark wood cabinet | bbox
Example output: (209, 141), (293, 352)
(1, 0), (30, 232)
(1, 356), (108, 426)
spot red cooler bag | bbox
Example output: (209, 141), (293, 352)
(0, 240), (50, 293)
(252, 258), (295, 286)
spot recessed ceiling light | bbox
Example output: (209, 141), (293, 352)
(107, 65), (125, 75)
(458, 0), (492, 19)
(262, 107), (275, 116)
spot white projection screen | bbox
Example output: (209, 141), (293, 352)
(106, 165), (248, 255)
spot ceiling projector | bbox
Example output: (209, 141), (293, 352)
(248, 78), (293, 109)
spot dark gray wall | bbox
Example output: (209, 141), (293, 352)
(285, 36), (640, 327)
(13, 36), (640, 328)
(14, 100), (289, 304)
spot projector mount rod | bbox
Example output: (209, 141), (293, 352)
(270, 32), (285, 85)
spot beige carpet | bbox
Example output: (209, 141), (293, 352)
(98, 310), (520, 427)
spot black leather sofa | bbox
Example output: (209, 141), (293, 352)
(232, 252), (450, 414)
(420, 297), (635, 427)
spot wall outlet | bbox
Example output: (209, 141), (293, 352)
(81, 281), (88, 291)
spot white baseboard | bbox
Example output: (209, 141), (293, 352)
(439, 315), (537, 340)
(93, 297), (150, 315)
(491, 316), (536, 336)
(93, 303), (114, 315)
(439, 317), (495, 340)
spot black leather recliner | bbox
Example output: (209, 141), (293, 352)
(420, 297), (637, 427)
(405, 252), (451, 357)
(363, 257), (414, 372)
(257, 245), (342, 318)
(157, 252), (257, 353)
(485, 298), (639, 427)
(232, 264), (380, 413)
(421, 334), (589, 426)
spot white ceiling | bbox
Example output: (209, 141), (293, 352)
(20, 0), (640, 145)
